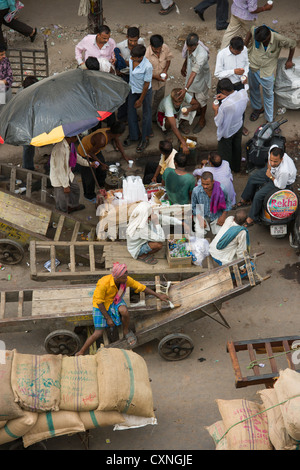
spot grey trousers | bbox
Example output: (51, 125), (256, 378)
(241, 167), (275, 222)
(54, 181), (80, 213)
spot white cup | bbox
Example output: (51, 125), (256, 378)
(160, 73), (167, 80)
(267, 0), (273, 4)
(181, 107), (187, 113)
(241, 75), (247, 83)
(128, 160), (133, 168)
(213, 99), (219, 106)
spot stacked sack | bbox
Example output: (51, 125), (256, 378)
(0, 347), (156, 448)
(206, 368), (300, 450)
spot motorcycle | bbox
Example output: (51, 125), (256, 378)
(245, 119), (299, 238)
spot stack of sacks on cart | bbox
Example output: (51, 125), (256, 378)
(206, 369), (300, 450)
(0, 346), (156, 447)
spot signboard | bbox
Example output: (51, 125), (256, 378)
(267, 190), (298, 219)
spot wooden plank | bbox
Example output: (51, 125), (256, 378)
(0, 291), (5, 319)
(155, 276), (161, 311)
(233, 265), (242, 287)
(17, 291), (24, 318)
(265, 342), (278, 374)
(53, 215), (65, 241)
(71, 221), (81, 242)
(29, 240), (37, 276)
(283, 340), (295, 371)
(227, 341), (244, 386)
(69, 244), (75, 272)
(32, 287), (95, 316)
(89, 244), (95, 272)
(25, 172), (32, 199)
(247, 343), (260, 377)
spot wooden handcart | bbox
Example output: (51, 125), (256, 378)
(0, 253), (268, 360)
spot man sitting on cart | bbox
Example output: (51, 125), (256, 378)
(76, 262), (169, 354)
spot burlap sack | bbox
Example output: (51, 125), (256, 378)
(0, 421), (7, 429)
(274, 368), (300, 441)
(22, 411), (85, 448)
(0, 350), (24, 421)
(79, 410), (125, 429)
(96, 347), (155, 417)
(60, 355), (99, 411)
(0, 411), (38, 445)
(258, 388), (299, 450)
(205, 420), (228, 450)
(217, 399), (273, 450)
(11, 352), (62, 412)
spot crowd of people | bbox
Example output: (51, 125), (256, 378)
(0, 1), (298, 349)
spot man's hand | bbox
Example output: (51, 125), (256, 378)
(263, 2), (273, 11)
(217, 213), (227, 226)
(158, 293), (170, 302)
(105, 316), (114, 328)
(134, 98), (143, 109)
(181, 142), (190, 155)
(285, 60), (294, 70)
(234, 68), (245, 75)
(266, 167), (272, 179)
(181, 64), (187, 77)
(63, 186), (71, 193)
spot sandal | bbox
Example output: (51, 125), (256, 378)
(137, 254), (158, 265)
(232, 200), (251, 210)
(243, 220), (254, 228)
(30, 28), (37, 43)
(125, 331), (137, 348)
(136, 138), (149, 153)
(250, 108), (264, 122)
(159, 2), (176, 15)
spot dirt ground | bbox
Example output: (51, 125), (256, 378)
(0, 0), (300, 454)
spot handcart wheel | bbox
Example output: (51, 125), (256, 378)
(0, 239), (24, 265)
(44, 329), (81, 355)
(158, 333), (194, 361)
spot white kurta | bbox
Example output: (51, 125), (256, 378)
(209, 216), (247, 264)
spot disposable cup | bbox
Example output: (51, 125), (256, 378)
(128, 160), (133, 168)
(160, 73), (167, 79)
(267, 1), (273, 4)
(181, 107), (187, 113)
(241, 75), (247, 83)
(213, 99), (219, 106)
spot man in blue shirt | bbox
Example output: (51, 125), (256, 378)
(191, 171), (231, 237)
(123, 44), (153, 153)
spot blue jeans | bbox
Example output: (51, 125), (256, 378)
(248, 69), (275, 123)
(128, 88), (152, 142)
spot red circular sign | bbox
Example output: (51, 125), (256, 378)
(267, 190), (298, 219)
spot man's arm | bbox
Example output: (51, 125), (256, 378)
(134, 81), (150, 108)
(97, 302), (114, 327)
(166, 115), (189, 154)
(75, 38), (86, 66)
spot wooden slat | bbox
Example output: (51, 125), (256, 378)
(283, 340), (296, 370)
(265, 342), (278, 373)
(50, 245), (56, 272)
(247, 343), (260, 377)
(89, 244), (95, 272)
(155, 276), (161, 311)
(0, 291), (5, 319)
(54, 215), (65, 241)
(71, 221), (81, 242)
(233, 264), (242, 287)
(9, 167), (16, 193)
(25, 173), (32, 198)
(17, 291), (24, 318)
(29, 240), (37, 276)
(69, 244), (76, 272)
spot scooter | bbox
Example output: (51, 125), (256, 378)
(246, 119), (299, 238)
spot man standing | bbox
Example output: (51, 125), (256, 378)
(221, 0), (273, 49)
(123, 45), (153, 153)
(75, 25), (116, 67)
(236, 145), (297, 227)
(209, 209), (249, 265)
(245, 25), (296, 124)
(50, 137), (87, 213)
(213, 78), (248, 173)
(194, 0), (229, 31)
(191, 171), (231, 236)
(178, 33), (211, 133)
(145, 34), (173, 122)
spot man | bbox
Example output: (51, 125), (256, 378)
(194, 0), (229, 31)
(115, 26), (145, 122)
(193, 151), (236, 206)
(75, 25), (116, 67)
(245, 25), (296, 124)
(213, 78), (248, 173)
(236, 145), (297, 227)
(191, 171), (232, 236)
(145, 34), (173, 122)
(162, 152), (196, 205)
(221, 0), (273, 49)
(178, 33), (211, 133)
(21, 75), (38, 171)
(209, 209), (249, 265)
(76, 262), (169, 354)
(77, 121), (129, 202)
(0, 44), (12, 109)
(50, 137), (87, 213)
(157, 88), (200, 154)
(143, 140), (177, 185)
(123, 45), (153, 153)
(214, 36), (249, 135)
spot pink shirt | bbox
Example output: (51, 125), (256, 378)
(75, 34), (116, 65)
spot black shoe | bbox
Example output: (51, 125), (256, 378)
(216, 23), (229, 30)
(30, 28), (37, 42)
(194, 9), (204, 21)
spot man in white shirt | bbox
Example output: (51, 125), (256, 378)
(50, 137), (89, 213)
(213, 77), (248, 173)
(237, 145), (297, 227)
(209, 210), (249, 265)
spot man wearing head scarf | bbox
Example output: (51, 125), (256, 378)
(76, 262), (169, 354)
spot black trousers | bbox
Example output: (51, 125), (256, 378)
(217, 126), (243, 173)
(194, 0), (229, 28)
(241, 166), (275, 222)
(80, 152), (106, 199)
(0, 8), (33, 47)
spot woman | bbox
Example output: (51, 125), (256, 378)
(0, 1), (36, 47)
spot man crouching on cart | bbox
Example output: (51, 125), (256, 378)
(76, 262), (169, 355)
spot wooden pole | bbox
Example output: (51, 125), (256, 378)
(88, 0), (104, 34)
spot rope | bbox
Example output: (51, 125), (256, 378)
(247, 346), (300, 370)
(216, 393), (300, 446)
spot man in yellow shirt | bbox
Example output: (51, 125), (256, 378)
(76, 262), (169, 354)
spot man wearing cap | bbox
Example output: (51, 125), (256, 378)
(76, 262), (169, 354)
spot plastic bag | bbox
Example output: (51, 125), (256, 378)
(189, 237), (210, 266)
(274, 57), (300, 110)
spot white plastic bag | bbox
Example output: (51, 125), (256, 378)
(189, 237), (210, 266)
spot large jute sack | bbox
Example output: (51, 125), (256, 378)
(60, 355), (99, 411)
(273, 368), (300, 441)
(205, 420), (228, 450)
(79, 410), (125, 430)
(96, 347), (155, 417)
(217, 399), (273, 450)
(0, 350), (24, 421)
(22, 411), (85, 448)
(11, 352), (62, 412)
(0, 411), (38, 445)
(258, 388), (299, 450)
